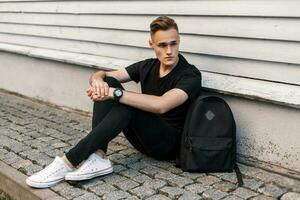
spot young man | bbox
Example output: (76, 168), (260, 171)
(26, 16), (202, 188)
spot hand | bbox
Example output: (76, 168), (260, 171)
(91, 79), (109, 98)
(86, 87), (115, 102)
(86, 87), (94, 98)
(91, 92), (111, 101)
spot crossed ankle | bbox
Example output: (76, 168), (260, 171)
(61, 155), (76, 169)
(95, 149), (107, 159)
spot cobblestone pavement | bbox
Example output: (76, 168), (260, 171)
(0, 90), (300, 200)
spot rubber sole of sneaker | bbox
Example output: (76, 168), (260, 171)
(25, 177), (64, 189)
(65, 167), (113, 181)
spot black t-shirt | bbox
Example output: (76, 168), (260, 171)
(125, 54), (202, 130)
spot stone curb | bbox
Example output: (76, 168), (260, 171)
(0, 160), (65, 200)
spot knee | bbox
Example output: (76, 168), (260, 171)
(104, 76), (123, 88)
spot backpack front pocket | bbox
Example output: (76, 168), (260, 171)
(184, 137), (234, 172)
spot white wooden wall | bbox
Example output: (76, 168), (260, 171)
(0, 0), (299, 107)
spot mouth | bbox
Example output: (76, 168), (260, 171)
(165, 57), (173, 60)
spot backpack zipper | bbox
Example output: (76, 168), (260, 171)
(185, 137), (193, 152)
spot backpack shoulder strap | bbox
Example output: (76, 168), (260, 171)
(234, 164), (244, 187)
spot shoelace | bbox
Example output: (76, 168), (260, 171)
(78, 157), (95, 172)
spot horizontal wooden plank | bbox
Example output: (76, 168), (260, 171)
(0, 32), (299, 86)
(186, 54), (300, 86)
(1, 13), (300, 42)
(0, 0), (48, 1)
(0, 32), (152, 60)
(0, 0), (50, 1)
(0, 1), (300, 17)
(0, 42), (133, 70)
(1, 23), (300, 65)
(1, 42), (299, 108)
(181, 35), (300, 66)
(203, 71), (300, 108)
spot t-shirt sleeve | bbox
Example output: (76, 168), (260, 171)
(125, 60), (147, 83)
(175, 71), (202, 100)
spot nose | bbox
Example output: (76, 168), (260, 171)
(166, 45), (172, 55)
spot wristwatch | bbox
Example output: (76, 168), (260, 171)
(113, 88), (123, 102)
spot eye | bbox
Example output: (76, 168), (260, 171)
(170, 42), (177, 46)
(158, 44), (167, 48)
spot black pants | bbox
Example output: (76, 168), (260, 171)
(65, 77), (182, 167)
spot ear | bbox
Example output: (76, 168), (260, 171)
(149, 39), (154, 48)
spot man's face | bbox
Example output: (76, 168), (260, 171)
(149, 28), (180, 67)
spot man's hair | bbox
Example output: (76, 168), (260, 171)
(150, 16), (179, 35)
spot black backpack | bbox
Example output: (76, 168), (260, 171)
(176, 95), (243, 186)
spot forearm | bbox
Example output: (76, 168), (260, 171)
(109, 88), (164, 114)
(89, 68), (131, 86)
(92, 86), (187, 114)
(89, 71), (106, 86)
(123, 91), (164, 114)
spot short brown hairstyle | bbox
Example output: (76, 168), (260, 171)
(150, 16), (179, 35)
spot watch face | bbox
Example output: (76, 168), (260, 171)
(115, 90), (122, 97)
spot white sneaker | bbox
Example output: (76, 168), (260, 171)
(65, 153), (113, 181)
(26, 156), (73, 188)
